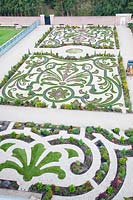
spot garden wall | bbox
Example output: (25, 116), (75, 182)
(53, 16), (117, 26)
(0, 16), (40, 26)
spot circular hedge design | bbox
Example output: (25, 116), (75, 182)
(44, 86), (74, 102)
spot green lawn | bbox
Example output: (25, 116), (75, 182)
(0, 27), (23, 45)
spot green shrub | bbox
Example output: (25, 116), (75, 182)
(119, 166), (126, 179)
(68, 184), (76, 193)
(55, 186), (60, 193)
(95, 170), (105, 181)
(45, 184), (51, 191)
(59, 136), (64, 143)
(129, 136), (133, 144)
(53, 129), (59, 134)
(31, 126), (39, 134)
(85, 103), (96, 111)
(41, 129), (49, 136)
(128, 22), (133, 33)
(42, 190), (53, 200)
(36, 182), (43, 191)
(14, 122), (23, 129)
(10, 131), (17, 138)
(125, 128), (133, 137)
(68, 136), (74, 143)
(18, 133), (25, 140)
(102, 152), (108, 160)
(85, 148), (91, 155)
(118, 55), (132, 111)
(107, 186), (114, 195)
(101, 162), (109, 172)
(108, 133), (114, 140)
(113, 128), (120, 134)
(86, 127), (93, 134)
(51, 101), (56, 108)
(72, 128), (80, 134)
(78, 139), (83, 146)
(119, 157), (127, 165)
(120, 136), (125, 144)
(35, 101), (43, 107)
(15, 99), (22, 106)
(113, 26), (120, 49)
(120, 149), (127, 157)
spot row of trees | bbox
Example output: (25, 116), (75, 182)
(0, 0), (133, 16)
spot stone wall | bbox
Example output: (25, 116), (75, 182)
(0, 16), (40, 26)
(53, 16), (116, 25)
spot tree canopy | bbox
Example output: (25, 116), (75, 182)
(0, 0), (132, 16)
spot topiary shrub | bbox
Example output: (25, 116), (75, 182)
(72, 128), (80, 134)
(113, 128), (120, 134)
(68, 184), (76, 193)
(86, 127), (93, 134)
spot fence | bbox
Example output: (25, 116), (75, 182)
(0, 19), (40, 56)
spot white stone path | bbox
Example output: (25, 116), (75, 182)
(0, 105), (133, 130)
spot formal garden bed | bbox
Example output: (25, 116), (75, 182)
(0, 121), (132, 199)
(35, 25), (117, 49)
(85, 126), (133, 145)
(0, 52), (127, 112)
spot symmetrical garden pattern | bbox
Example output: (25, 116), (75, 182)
(0, 121), (132, 199)
(0, 53), (124, 110)
(37, 26), (115, 49)
(0, 24), (132, 200)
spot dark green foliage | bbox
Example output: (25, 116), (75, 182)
(125, 128), (133, 137)
(0, 0), (132, 16)
(72, 128), (80, 134)
(129, 136), (133, 143)
(93, 0), (133, 16)
(128, 22), (133, 33)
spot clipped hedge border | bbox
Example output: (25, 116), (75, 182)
(35, 27), (53, 47)
(0, 54), (28, 89)
(113, 26), (120, 49)
(118, 55), (132, 112)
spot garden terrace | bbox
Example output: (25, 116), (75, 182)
(0, 121), (132, 200)
(0, 53), (125, 112)
(35, 25), (116, 49)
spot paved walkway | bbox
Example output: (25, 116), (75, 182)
(0, 105), (133, 130)
(0, 24), (133, 130)
(117, 25), (133, 108)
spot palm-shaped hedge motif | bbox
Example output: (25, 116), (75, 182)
(0, 143), (65, 181)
